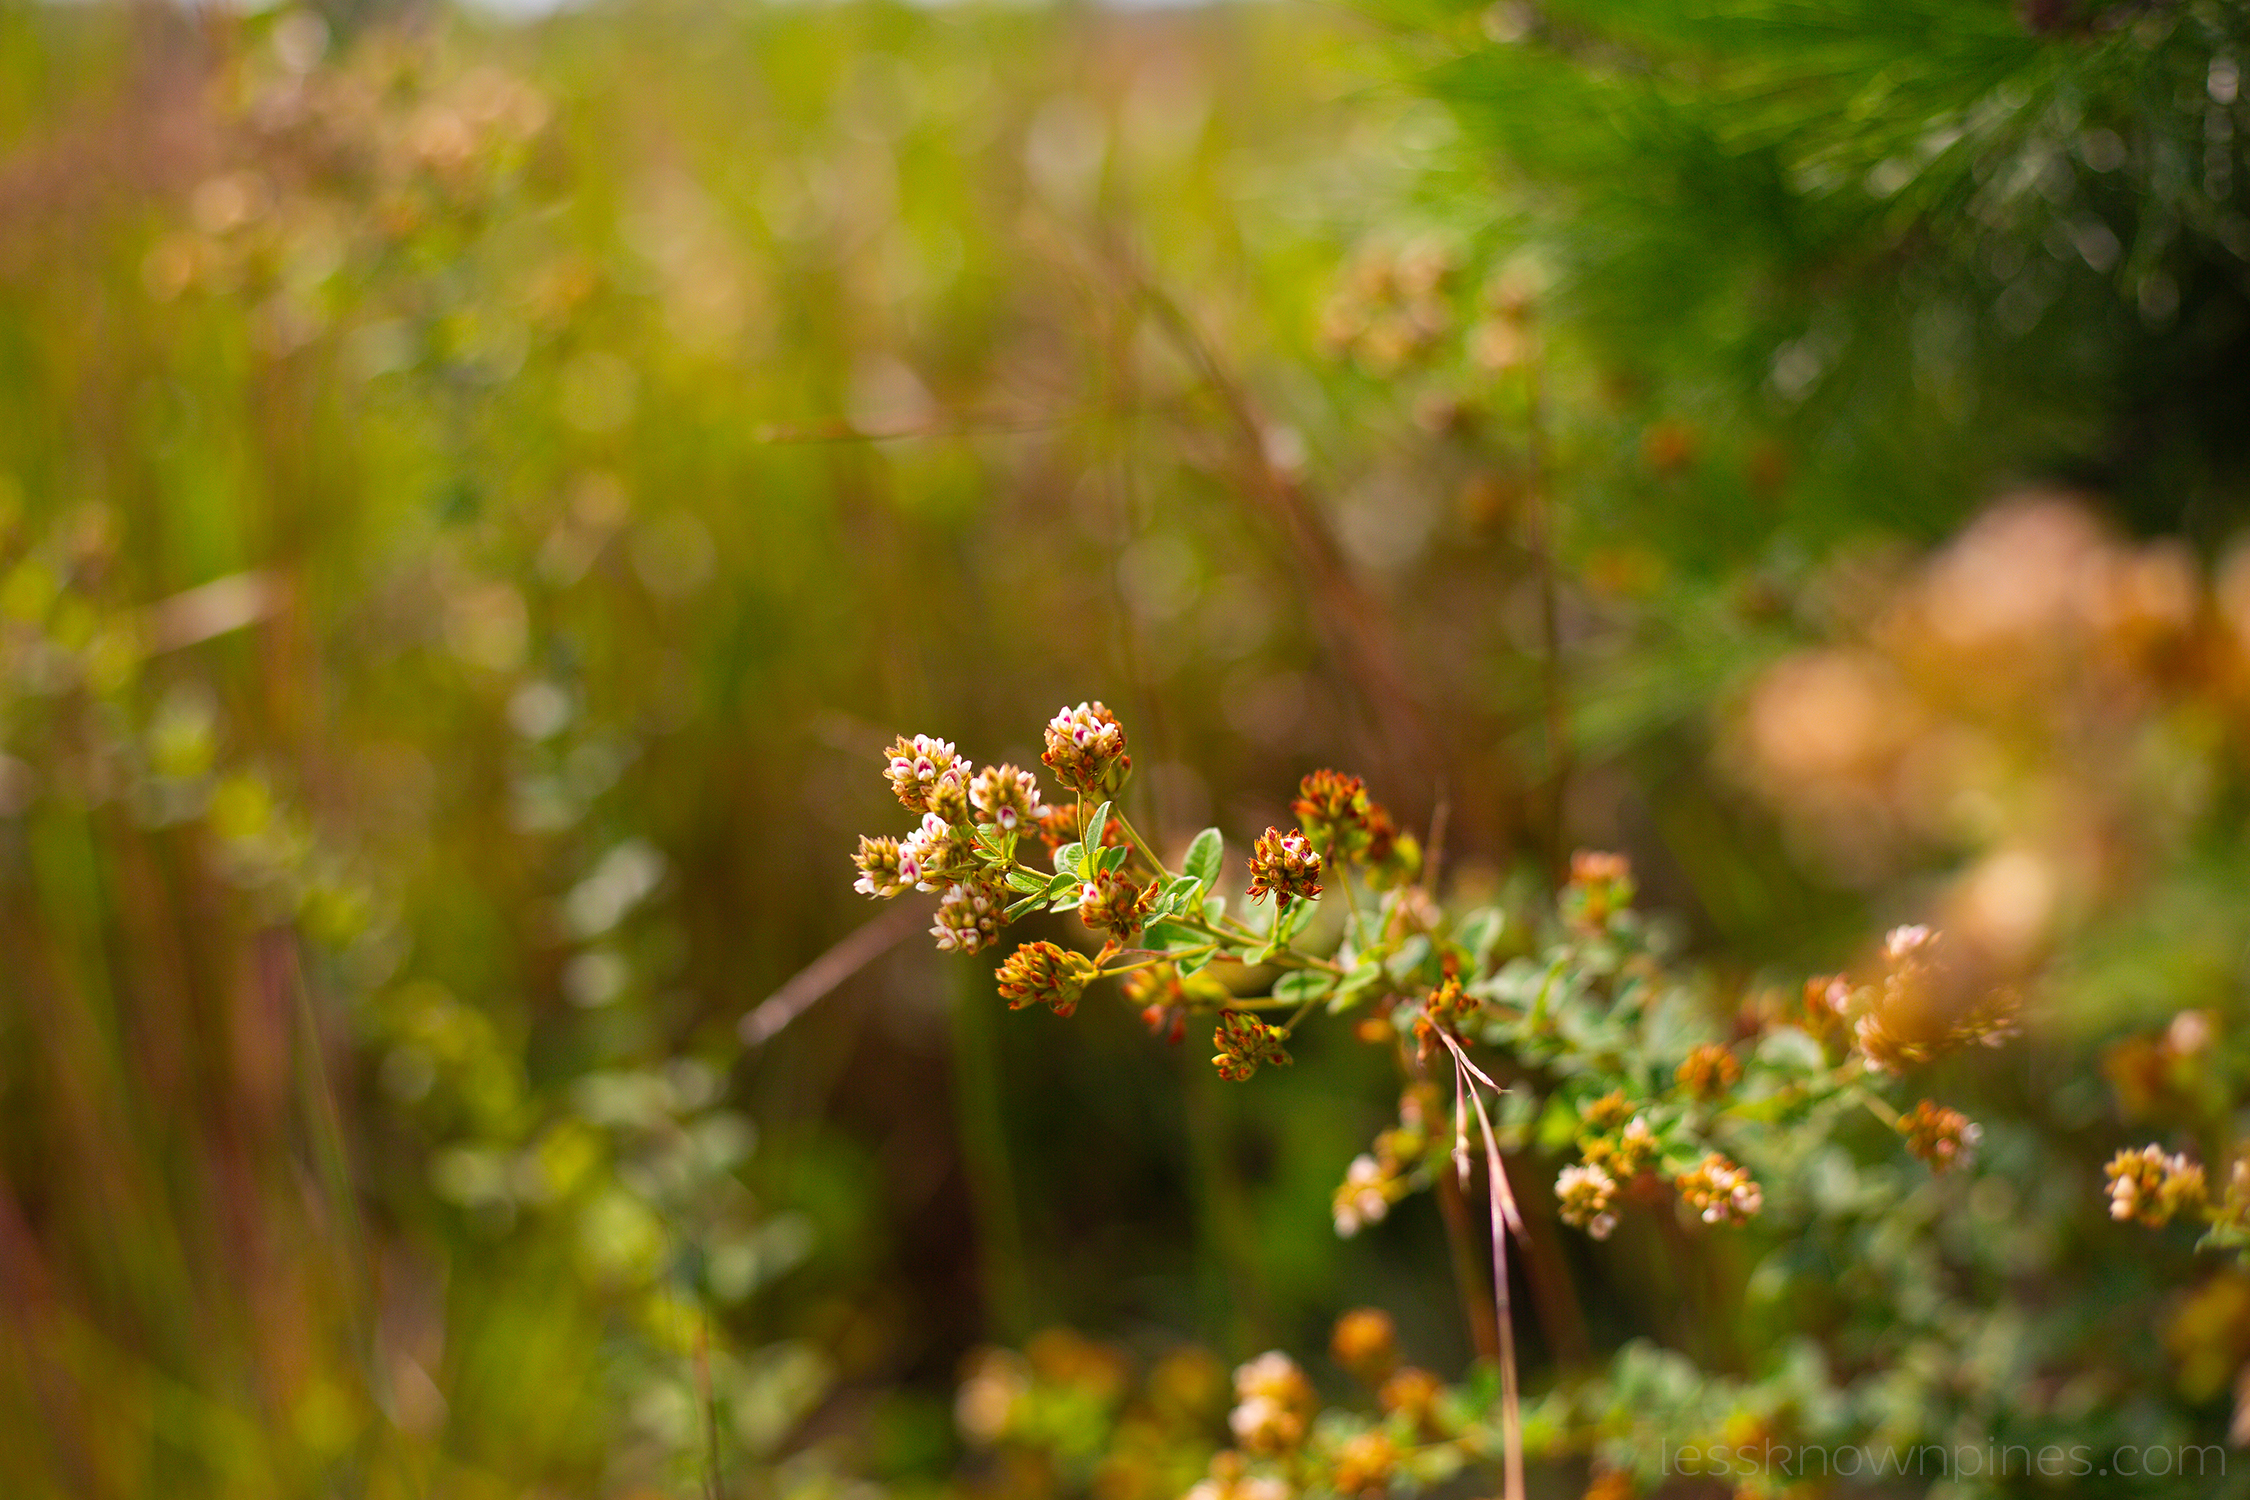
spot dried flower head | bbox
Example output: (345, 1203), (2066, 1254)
(1677, 1152), (1763, 1225)
(2106, 1144), (2207, 1227)
(1556, 1162), (1620, 1239)
(1214, 1011), (1293, 1082)
(1900, 1098), (1982, 1173)
(1077, 865), (1156, 943)
(1330, 1308), (1399, 1383)
(1042, 701), (1131, 798)
(996, 941), (1097, 1018)
(931, 876), (1009, 954)
(1247, 826), (1323, 907)
(852, 835), (908, 899)
(884, 733), (961, 811)
(1676, 1043), (1743, 1100)
(969, 763), (1047, 832)
(1229, 1352), (1313, 1453)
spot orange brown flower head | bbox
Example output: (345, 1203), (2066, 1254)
(996, 941), (1098, 1018)
(1214, 1011), (1293, 1083)
(1562, 850), (1636, 930)
(1900, 1099), (1982, 1173)
(1331, 1430), (1397, 1495)
(931, 874), (1009, 954)
(1676, 1043), (1743, 1100)
(852, 835), (909, 899)
(1375, 1366), (1442, 1424)
(1229, 1352), (1314, 1453)
(1555, 1162), (1619, 1239)
(1247, 826), (1323, 907)
(2106, 1144), (2207, 1227)
(1677, 1152), (1763, 1225)
(1042, 701), (1131, 798)
(884, 733), (962, 811)
(1077, 865), (1156, 944)
(969, 763), (1047, 832)
(1580, 1090), (1635, 1135)
(1330, 1308), (1399, 1384)
(1292, 769), (1375, 856)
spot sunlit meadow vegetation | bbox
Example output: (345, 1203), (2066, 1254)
(7, 1), (2250, 1498)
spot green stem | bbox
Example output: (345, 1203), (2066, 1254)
(1112, 810), (1172, 881)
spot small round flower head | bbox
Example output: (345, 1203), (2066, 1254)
(2105, 1144), (2207, 1226)
(1676, 1042), (1743, 1100)
(1375, 1366), (1441, 1423)
(1229, 1352), (1313, 1453)
(1582, 1117), (1657, 1180)
(1580, 1090), (1635, 1135)
(1332, 1430), (1397, 1495)
(931, 876), (1008, 954)
(852, 835), (908, 899)
(1214, 1011), (1292, 1082)
(927, 764), (974, 826)
(1900, 1099), (1982, 1173)
(899, 811), (977, 892)
(1246, 827), (1322, 906)
(1077, 865), (1155, 943)
(1677, 1152), (1763, 1225)
(1041, 701), (1131, 798)
(1330, 1308), (1399, 1383)
(884, 733), (961, 811)
(1562, 850), (1636, 930)
(1332, 1153), (1394, 1237)
(969, 763), (1047, 832)
(995, 941), (1096, 1018)
(1292, 769), (1375, 854)
(1556, 1161), (1620, 1240)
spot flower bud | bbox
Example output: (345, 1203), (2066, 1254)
(852, 835), (908, 899)
(1213, 1011), (1292, 1082)
(969, 763), (1047, 831)
(931, 875), (1008, 954)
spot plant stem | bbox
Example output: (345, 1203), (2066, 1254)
(1113, 810), (1172, 880)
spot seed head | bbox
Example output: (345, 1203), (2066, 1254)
(1246, 826), (1323, 907)
(1041, 701), (1131, 798)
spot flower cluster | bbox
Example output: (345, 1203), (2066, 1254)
(1042, 701), (1131, 798)
(1559, 850), (1635, 932)
(1578, 1114), (1657, 1182)
(1213, 1011), (1292, 1083)
(1246, 826), (1323, 906)
(969, 763), (1047, 831)
(1554, 1162), (1619, 1239)
(1078, 865), (1156, 944)
(884, 733), (962, 810)
(1289, 770), (1420, 885)
(2105, 1144), (2207, 1226)
(1227, 1352), (1314, 1453)
(1900, 1099), (1982, 1173)
(1677, 1153), (1763, 1225)
(996, 941), (1098, 1018)
(932, 876), (1009, 954)
(1675, 1043), (1742, 1100)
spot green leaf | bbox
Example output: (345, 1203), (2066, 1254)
(1385, 934), (1433, 983)
(1004, 893), (1046, 921)
(1178, 948), (1214, 977)
(975, 822), (1007, 853)
(1182, 827), (1223, 889)
(1085, 800), (1112, 844)
(1276, 895), (1316, 943)
(1144, 921), (1197, 951)
(1053, 842), (1084, 877)
(1203, 896), (1228, 925)
(1097, 843), (1131, 876)
(1005, 869), (1048, 895)
(1273, 970), (1336, 1005)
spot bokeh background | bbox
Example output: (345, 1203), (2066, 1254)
(8, 0), (2250, 1495)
